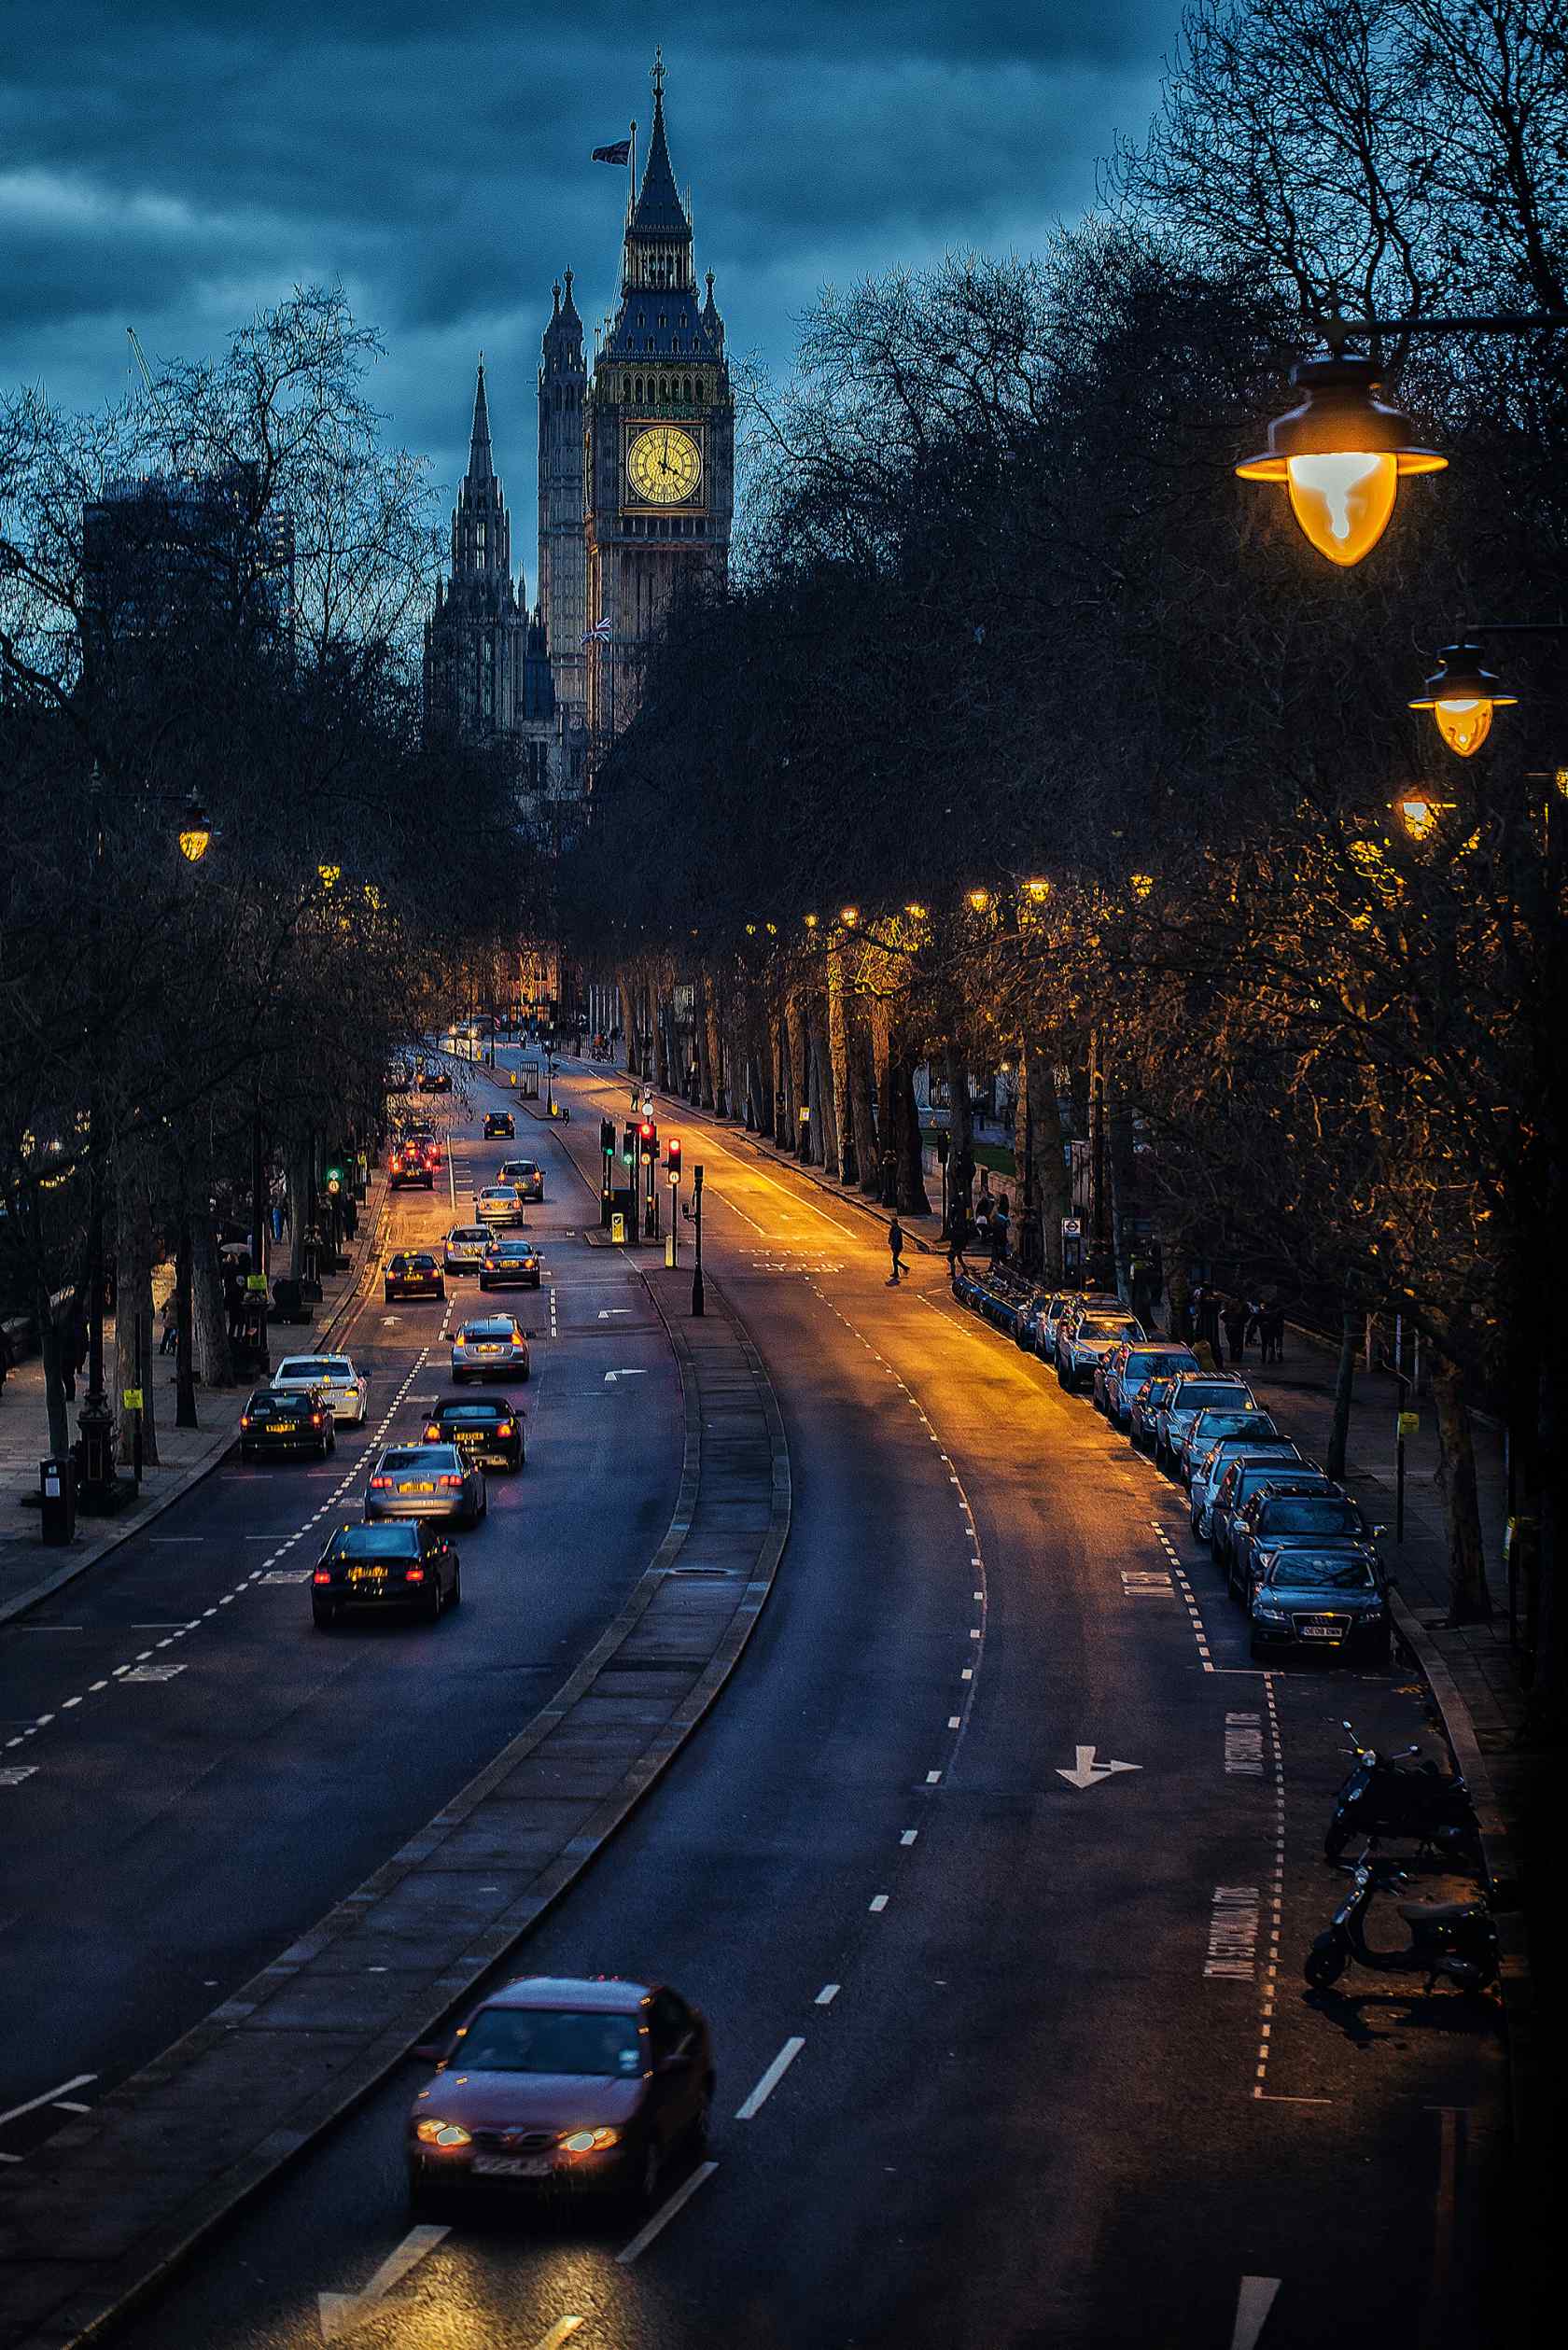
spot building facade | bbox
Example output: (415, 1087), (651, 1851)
(581, 56), (734, 746)
(538, 273), (588, 725)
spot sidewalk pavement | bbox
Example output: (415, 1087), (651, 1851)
(0, 1180), (388, 1628)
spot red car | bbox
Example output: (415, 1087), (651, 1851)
(407, 1975), (714, 2216)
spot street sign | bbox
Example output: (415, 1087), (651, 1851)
(610, 1211), (626, 1244)
(121, 1387), (143, 1412)
(245, 1272), (268, 1293)
(1397, 1410), (1420, 1436)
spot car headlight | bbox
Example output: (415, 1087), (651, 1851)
(1253, 1605), (1290, 1624)
(415, 2120), (472, 2147)
(560, 2126), (621, 2154)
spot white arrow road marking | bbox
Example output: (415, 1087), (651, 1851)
(1056, 1745), (1142, 1791)
(603, 1368), (647, 1383)
(1230, 2276), (1281, 2350)
(317, 2225), (448, 2340)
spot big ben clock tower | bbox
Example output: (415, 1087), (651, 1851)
(583, 52), (733, 747)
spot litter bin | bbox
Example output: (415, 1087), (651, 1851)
(40, 1455), (77, 1546)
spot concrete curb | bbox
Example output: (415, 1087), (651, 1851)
(1389, 1589), (1532, 2149)
(0, 1270), (789, 2350)
(0, 1190), (389, 1633)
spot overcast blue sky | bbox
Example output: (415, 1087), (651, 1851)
(0, 2), (1179, 584)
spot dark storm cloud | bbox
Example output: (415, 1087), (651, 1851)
(0, 0), (1176, 554)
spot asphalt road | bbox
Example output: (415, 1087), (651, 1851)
(0, 1088), (680, 2163)
(76, 1056), (1507, 2350)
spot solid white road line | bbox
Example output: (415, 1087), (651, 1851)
(615, 2158), (719, 2266)
(0, 2074), (96, 2130)
(735, 2036), (805, 2120)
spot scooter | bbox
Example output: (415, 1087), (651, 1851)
(1324, 1719), (1476, 1864)
(1304, 1853), (1497, 1993)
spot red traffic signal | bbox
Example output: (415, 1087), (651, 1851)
(639, 1119), (658, 1158)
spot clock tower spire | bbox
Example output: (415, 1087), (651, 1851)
(582, 52), (734, 748)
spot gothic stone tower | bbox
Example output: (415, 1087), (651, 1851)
(539, 270), (587, 721)
(424, 361), (555, 785)
(583, 53), (733, 747)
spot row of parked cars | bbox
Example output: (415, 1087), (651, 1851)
(950, 1266), (1395, 1666)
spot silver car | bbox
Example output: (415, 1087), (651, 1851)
(365, 1442), (486, 1528)
(443, 1224), (492, 1275)
(1191, 1434), (1300, 1536)
(1057, 1310), (1145, 1394)
(475, 1184), (525, 1228)
(271, 1351), (370, 1427)
(1179, 1406), (1277, 1490)
(1155, 1375), (1256, 1474)
(451, 1315), (531, 1384)
(497, 1156), (545, 1203)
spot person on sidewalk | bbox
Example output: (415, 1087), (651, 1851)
(1223, 1294), (1249, 1365)
(947, 1210), (971, 1278)
(1260, 1297), (1286, 1364)
(888, 1215), (905, 1285)
(990, 1195), (1012, 1264)
(158, 1297), (178, 1356)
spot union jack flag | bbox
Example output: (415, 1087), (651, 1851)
(581, 617), (613, 643)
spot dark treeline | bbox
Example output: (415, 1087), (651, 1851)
(563, 0), (1568, 1727)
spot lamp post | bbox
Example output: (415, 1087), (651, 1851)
(691, 1163), (705, 1317)
(77, 771), (115, 1507)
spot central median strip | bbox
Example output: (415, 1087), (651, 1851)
(0, 1272), (790, 2350)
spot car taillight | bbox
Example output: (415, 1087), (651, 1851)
(404, 1566), (426, 1583)
(370, 1475), (391, 1490)
(441, 1475), (463, 1489)
(313, 1568), (332, 1585)
(497, 1422), (514, 1437)
(311, 1413), (324, 1427)
(240, 1415), (252, 1430)
(424, 1423), (441, 1440)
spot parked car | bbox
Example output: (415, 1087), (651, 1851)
(1191, 1434), (1302, 1536)
(1100, 1341), (1201, 1426)
(271, 1351), (370, 1426)
(365, 1442), (486, 1528)
(1057, 1308), (1145, 1394)
(406, 1975), (714, 2216)
(1179, 1406), (1280, 1491)
(311, 1520), (459, 1628)
(422, 1394), (524, 1472)
(1129, 1371), (1185, 1451)
(1230, 1485), (1379, 1602)
(483, 1111), (515, 1140)
(1154, 1374), (1256, 1474)
(385, 1251), (445, 1303)
(1248, 1547), (1392, 1665)
(238, 1386), (336, 1461)
(451, 1315), (530, 1383)
(1211, 1467), (1337, 1578)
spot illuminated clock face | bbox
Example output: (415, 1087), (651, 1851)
(625, 425), (703, 506)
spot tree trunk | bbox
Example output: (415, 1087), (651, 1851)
(175, 1210), (198, 1430)
(826, 944), (854, 1183)
(703, 971), (723, 1113)
(191, 1213), (234, 1390)
(1108, 1095), (1138, 1304)
(1326, 1307), (1357, 1484)
(34, 1270), (72, 1458)
(787, 996), (810, 1158)
(850, 1009), (880, 1197)
(945, 1040), (973, 1229)
(1020, 1043), (1070, 1283)
(810, 1009), (840, 1178)
(893, 1044), (931, 1214)
(1435, 1356), (1491, 1624)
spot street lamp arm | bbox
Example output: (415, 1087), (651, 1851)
(1329, 311), (1568, 345)
(1455, 621), (1568, 638)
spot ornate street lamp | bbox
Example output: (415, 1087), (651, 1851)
(1237, 355), (1445, 567)
(1407, 641), (1517, 758)
(177, 799), (213, 862)
(839, 905), (860, 928)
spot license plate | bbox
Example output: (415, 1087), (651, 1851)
(479, 1345), (501, 1354)
(267, 1422), (292, 1434)
(347, 1565), (387, 1582)
(400, 1481), (435, 1494)
(1301, 1623), (1342, 1641)
(472, 2153), (553, 2178)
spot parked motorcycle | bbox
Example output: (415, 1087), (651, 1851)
(1304, 1854), (1497, 1993)
(1324, 1719), (1477, 1865)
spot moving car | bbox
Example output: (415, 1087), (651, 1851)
(1153, 1374), (1256, 1473)
(366, 1442), (487, 1527)
(407, 1974), (714, 2215)
(475, 1184), (525, 1229)
(419, 1064), (453, 1093)
(497, 1156), (545, 1202)
(483, 1111), (515, 1140)
(311, 1521), (459, 1628)
(388, 1143), (434, 1191)
(385, 1251), (446, 1303)
(239, 1387), (336, 1461)
(272, 1352), (370, 1426)
(423, 1394), (524, 1471)
(1248, 1547), (1392, 1665)
(480, 1238), (541, 1291)
(452, 1316), (530, 1382)
(1057, 1308), (1145, 1394)
(443, 1224), (492, 1275)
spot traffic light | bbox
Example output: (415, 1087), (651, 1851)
(666, 1136), (682, 1180)
(639, 1119), (658, 1160)
(622, 1125), (637, 1165)
(599, 1118), (615, 1154)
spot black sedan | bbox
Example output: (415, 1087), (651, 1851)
(385, 1251), (446, 1303)
(239, 1387), (336, 1461)
(311, 1521), (460, 1628)
(483, 1111), (515, 1140)
(423, 1394), (524, 1471)
(419, 1065), (453, 1093)
(1248, 1547), (1392, 1665)
(479, 1238), (541, 1291)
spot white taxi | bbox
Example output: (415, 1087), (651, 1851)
(272, 1352), (371, 1427)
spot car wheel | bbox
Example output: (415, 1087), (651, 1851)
(240, 1445), (253, 1462)
(1369, 1632), (1393, 1669)
(312, 1602), (336, 1630)
(627, 2135), (663, 2213)
(448, 1560), (462, 1607)
(690, 2082), (714, 2158)
(1248, 1632), (1267, 1659)
(407, 2166), (452, 2220)
(424, 1584), (443, 1625)
(437, 1281), (446, 1299)
(520, 1363), (531, 1382)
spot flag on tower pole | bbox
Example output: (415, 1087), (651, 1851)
(581, 617), (613, 644)
(591, 139), (630, 165)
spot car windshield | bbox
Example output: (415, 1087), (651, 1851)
(255, 1392), (310, 1416)
(1265, 1555), (1377, 1590)
(1125, 1350), (1183, 1381)
(1197, 1415), (1275, 1443)
(328, 1525), (418, 1558)
(381, 1447), (454, 1471)
(411, 1255), (436, 1270)
(440, 1404), (505, 1424)
(461, 1321), (516, 1340)
(1262, 1500), (1361, 1534)
(1085, 1319), (1140, 1338)
(451, 1228), (489, 1244)
(496, 1241), (533, 1255)
(1176, 1384), (1251, 1413)
(279, 1359), (349, 1382)
(458, 2007), (643, 2077)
